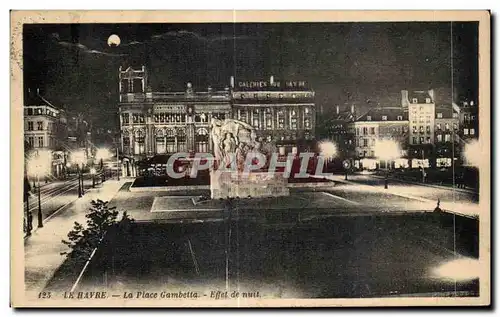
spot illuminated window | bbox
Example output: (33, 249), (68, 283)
(382, 116), (387, 121)
(397, 115), (403, 121)
(437, 134), (442, 142)
(464, 128), (469, 135)
(437, 113), (443, 119)
(252, 109), (260, 128)
(277, 110), (285, 129)
(470, 128), (475, 135)
(425, 98), (431, 103)
(444, 134), (451, 142)
(156, 130), (165, 154)
(165, 129), (176, 153)
(177, 129), (187, 152)
(436, 123), (441, 130)
(196, 128), (209, 153)
(264, 108), (272, 129)
(412, 98), (418, 103)
(367, 116), (371, 121)
(290, 109), (298, 130)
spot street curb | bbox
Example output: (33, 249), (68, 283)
(129, 181), (337, 192)
(370, 174), (478, 195)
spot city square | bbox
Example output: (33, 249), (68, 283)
(17, 16), (487, 305)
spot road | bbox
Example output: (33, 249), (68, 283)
(344, 174), (479, 203)
(23, 173), (112, 226)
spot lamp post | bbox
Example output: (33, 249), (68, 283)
(374, 140), (400, 190)
(36, 173), (43, 227)
(71, 150), (86, 198)
(96, 148), (111, 183)
(77, 164), (82, 197)
(27, 150), (51, 228)
(24, 176), (33, 236)
(90, 167), (96, 188)
(116, 146), (120, 181)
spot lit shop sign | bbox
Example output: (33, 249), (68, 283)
(237, 81), (307, 89)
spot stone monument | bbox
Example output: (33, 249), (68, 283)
(210, 118), (290, 199)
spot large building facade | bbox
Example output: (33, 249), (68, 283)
(351, 107), (409, 170)
(24, 91), (68, 177)
(231, 77), (316, 155)
(118, 67), (316, 175)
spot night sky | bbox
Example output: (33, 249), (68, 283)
(23, 22), (478, 130)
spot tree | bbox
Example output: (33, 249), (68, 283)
(61, 199), (133, 262)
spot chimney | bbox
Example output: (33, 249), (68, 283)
(336, 105), (340, 115)
(401, 90), (409, 107)
(230, 76), (235, 88)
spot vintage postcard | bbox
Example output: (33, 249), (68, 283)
(10, 10), (491, 307)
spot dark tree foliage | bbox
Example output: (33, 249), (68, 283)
(61, 199), (133, 262)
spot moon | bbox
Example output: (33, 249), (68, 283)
(107, 34), (121, 47)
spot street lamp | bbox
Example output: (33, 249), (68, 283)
(96, 148), (111, 181)
(318, 141), (338, 160)
(318, 140), (338, 176)
(71, 150), (86, 198)
(27, 149), (51, 228)
(90, 167), (96, 188)
(374, 140), (400, 189)
(462, 139), (481, 168)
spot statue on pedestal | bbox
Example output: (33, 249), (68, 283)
(211, 118), (268, 170)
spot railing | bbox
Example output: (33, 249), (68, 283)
(120, 92), (231, 103)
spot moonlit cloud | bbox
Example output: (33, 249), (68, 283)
(52, 33), (127, 57)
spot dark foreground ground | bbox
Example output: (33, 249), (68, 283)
(46, 212), (479, 299)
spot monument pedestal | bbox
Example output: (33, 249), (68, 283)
(210, 171), (290, 199)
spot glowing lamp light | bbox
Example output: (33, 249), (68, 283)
(90, 168), (96, 175)
(463, 140), (482, 168)
(374, 140), (400, 160)
(431, 257), (480, 282)
(96, 148), (111, 161)
(318, 141), (338, 159)
(70, 150), (86, 166)
(27, 150), (52, 177)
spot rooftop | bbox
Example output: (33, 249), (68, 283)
(356, 107), (409, 122)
